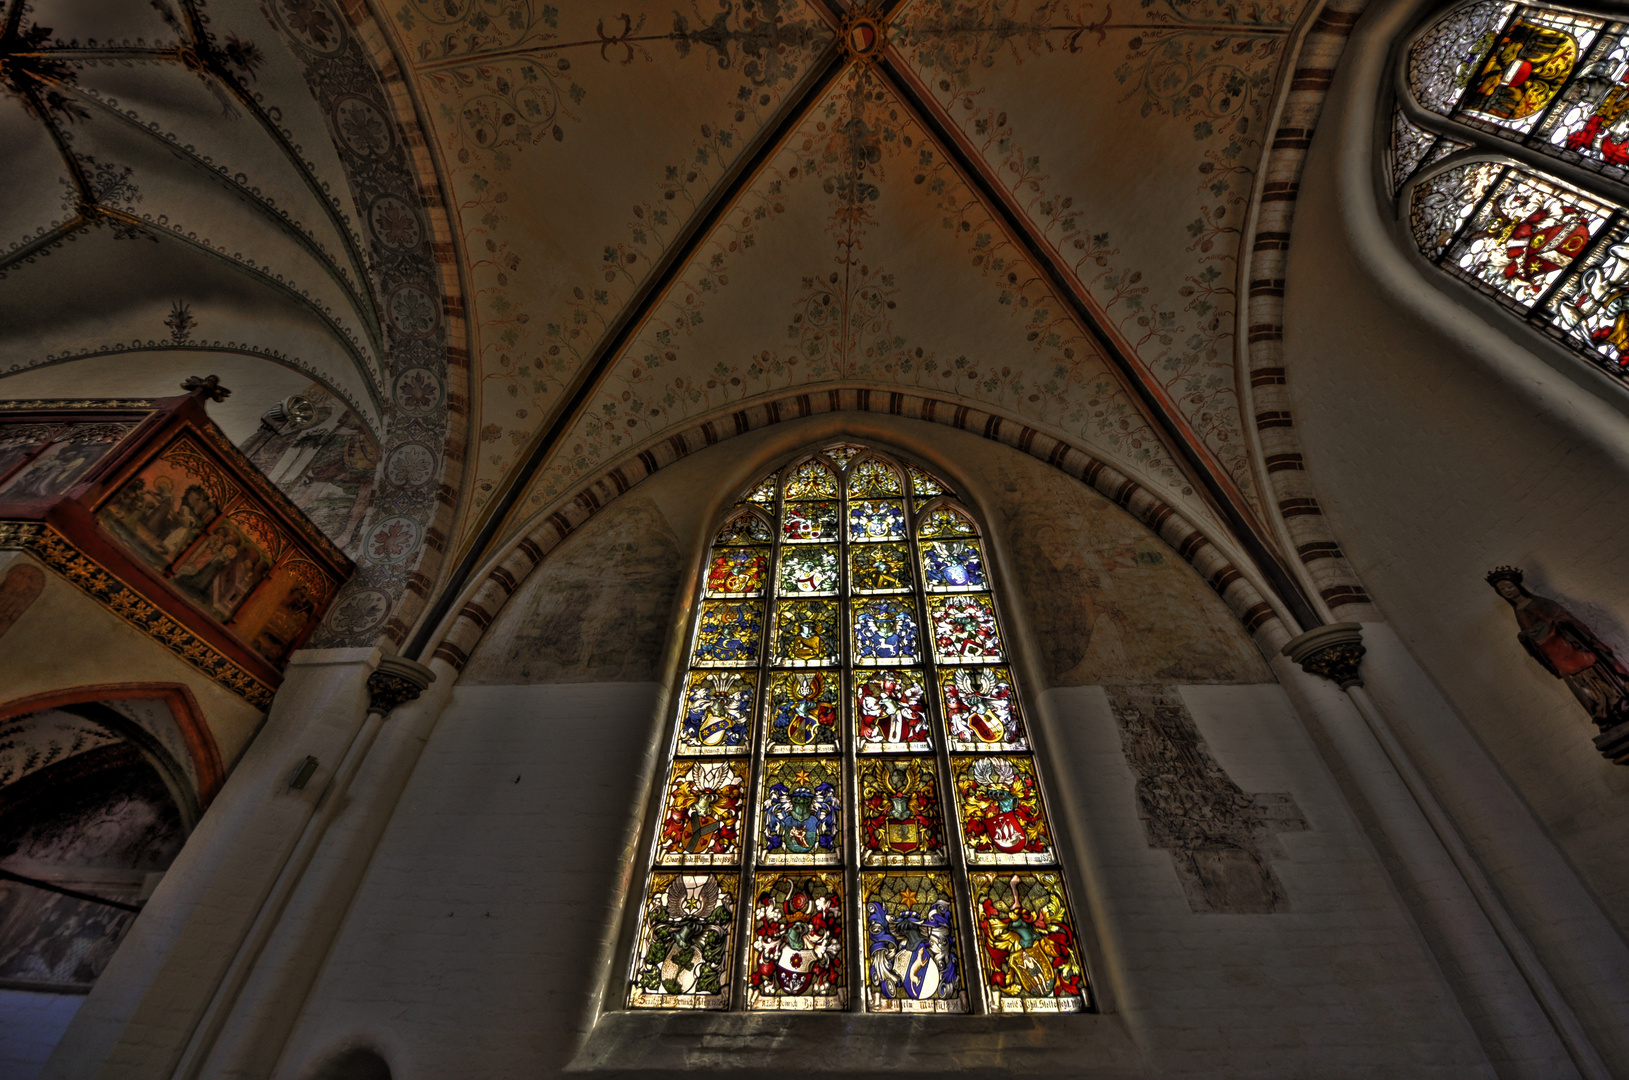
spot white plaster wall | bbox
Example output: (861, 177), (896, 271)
(269, 682), (663, 1079)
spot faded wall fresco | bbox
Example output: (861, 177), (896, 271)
(987, 454), (1272, 685)
(244, 385), (380, 557)
(461, 495), (681, 684)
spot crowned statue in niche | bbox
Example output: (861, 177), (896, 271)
(1487, 567), (1629, 739)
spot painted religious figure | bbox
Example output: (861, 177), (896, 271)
(862, 872), (966, 1012)
(98, 465), (221, 571)
(747, 873), (845, 1010)
(171, 519), (272, 620)
(629, 873), (737, 1009)
(1487, 566), (1629, 729)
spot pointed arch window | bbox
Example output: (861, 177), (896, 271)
(626, 444), (1089, 1015)
(1394, 1), (1629, 382)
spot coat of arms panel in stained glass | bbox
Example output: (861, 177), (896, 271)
(766, 670), (841, 753)
(849, 499), (906, 542)
(850, 542), (912, 593)
(861, 872), (968, 1013)
(693, 600), (763, 666)
(1532, 27), (1629, 170)
(852, 597), (921, 665)
(656, 759), (747, 865)
(747, 872), (847, 1010)
(774, 599), (840, 666)
(1550, 222), (1629, 365)
(951, 756), (1055, 865)
(715, 510), (771, 545)
(1408, 0), (1515, 116)
(939, 666), (1028, 750)
(928, 594), (1004, 664)
(706, 548), (768, 597)
(969, 871), (1088, 1013)
(782, 500), (839, 543)
(1457, 10), (1601, 136)
(777, 545), (839, 595)
(1443, 169), (1612, 307)
(859, 757), (947, 866)
(629, 872), (738, 1009)
(677, 671), (755, 754)
(785, 459), (839, 499)
(855, 669), (932, 753)
(849, 458), (903, 496)
(922, 540), (987, 592)
(919, 506), (976, 538)
(759, 757), (842, 865)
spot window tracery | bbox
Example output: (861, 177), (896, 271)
(1395, 1), (1629, 380)
(627, 444), (1089, 1015)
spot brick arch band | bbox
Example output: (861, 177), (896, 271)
(428, 389), (1297, 673)
(1237, 0), (1378, 621)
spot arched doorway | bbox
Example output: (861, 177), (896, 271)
(0, 688), (218, 1079)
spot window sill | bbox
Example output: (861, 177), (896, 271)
(567, 1009), (1147, 1074)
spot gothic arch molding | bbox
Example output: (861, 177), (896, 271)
(425, 389), (1299, 675)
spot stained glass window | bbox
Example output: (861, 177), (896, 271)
(629, 446), (1090, 1014)
(1400, 1), (1629, 383)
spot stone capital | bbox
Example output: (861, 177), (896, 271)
(1282, 622), (1366, 689)
(366, 653), (436, 715)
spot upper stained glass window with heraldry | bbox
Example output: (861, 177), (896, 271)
(627, 445), (1089, 1015)
(1396, 1), (1629, 382)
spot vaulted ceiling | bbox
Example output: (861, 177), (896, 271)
(386, 0), (1303, 580)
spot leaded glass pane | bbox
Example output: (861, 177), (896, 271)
(968, 872), (1088, 1012)
(715, 509), (771, 545)
(850, 542), (913, 593)
(677, 671), (755, 754)
(634, 444), (1085, 1013)
(852, 597), (921, 665)
(766, 670), (841, 752)
(849, 458), (903, 496)
(1532, 27), (1629, 171)
(928, 594), (1005, 664)
(862, 872), (968, 1012)
(951, 756), (1056, 865)
(777, 545), (839, 595)
(1442, 168), (1612, 307)
(1457, 9), (1603, 137)
(849, 499), (907, 542)
(782, 500), (839, 543)
(693, 600), (763, 666)
(774, 599), (841, 665)
(656, 759), (747, 865)
(629, 873), (737, 1008)
(785, 459), (839, 499)
(922, 539), (987, 592)
(1410, 161), (1504, 259)
(940, 666), (1028, 750)
(859, 757), (947, 866)
(747, 872), (846, 1010)
(1392, 109), (1440, 193)
(759, 757), (842, 864)
(855, 669), (933, 752)
(706, 548), (768, 597)
(1551, 222), (1629, 368)
(1409, 0), (1516, 116)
